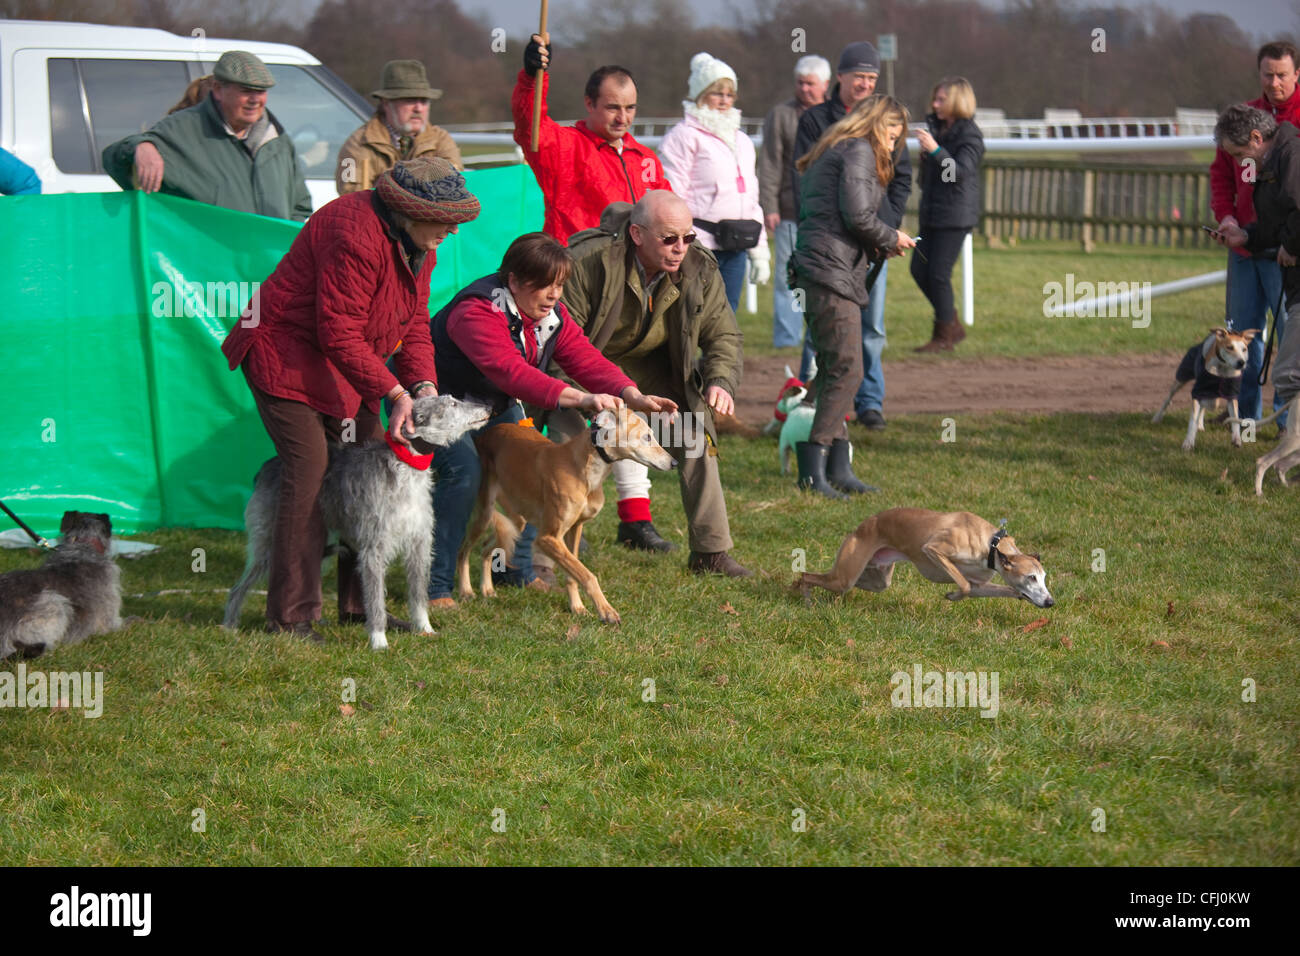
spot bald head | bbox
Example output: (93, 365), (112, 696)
(629, 190), (694, 278)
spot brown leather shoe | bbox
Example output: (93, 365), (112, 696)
(525, 576), (552, 593)
(688, 550), (754, 577)
(268, 621), (327, 645)
(534, 564), (557, 588)
(428, 597), (459, 611)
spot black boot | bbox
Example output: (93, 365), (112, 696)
(795, 441), (847, 500)
(617, 520), (676, 552)
(826, 438), (879, 494)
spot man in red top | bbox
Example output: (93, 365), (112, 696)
(1211, 40), (1300, 420)
(513, 32), (679, 553)
(512, 33), (672, 241)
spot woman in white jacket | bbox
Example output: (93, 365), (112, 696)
(659, 53), (770, 312)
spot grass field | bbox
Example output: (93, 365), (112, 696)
(1, 237), (1291, 866)
(2, 407), (1296, 865)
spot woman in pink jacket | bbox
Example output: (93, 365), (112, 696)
(658, 53), (770, 312)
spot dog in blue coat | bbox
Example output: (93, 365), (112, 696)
(1152, 327), (1258, 451)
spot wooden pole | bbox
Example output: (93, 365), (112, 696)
(530, 0), (550, 153)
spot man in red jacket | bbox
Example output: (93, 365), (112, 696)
(512, 33), (673, 241)
(513, 32), (678, 554)
(222, 157), (479, 643)
(1211, 40), (1300, 420)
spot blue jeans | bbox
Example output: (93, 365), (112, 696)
(771, 220), (802, 346)
(715, 248), (748, 313)
(800, 260), (887, 414)
(428, 403), (537, 599)
(1225, 251), (1286, 419)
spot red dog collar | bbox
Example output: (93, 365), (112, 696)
(384, 434), (434, 470)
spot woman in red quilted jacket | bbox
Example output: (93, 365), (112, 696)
(221, 157), (480, 644)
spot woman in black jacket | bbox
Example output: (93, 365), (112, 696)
(912, 77), (984, 352)
(790, 95), (916, 498)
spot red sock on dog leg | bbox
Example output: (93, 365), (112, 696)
(617, 498), (652, 523)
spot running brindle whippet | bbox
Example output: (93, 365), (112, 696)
(796, 508), (1055, 607)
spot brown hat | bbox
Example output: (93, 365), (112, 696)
(372, 60), (442, 101)
(375, 157), (480, 223)
(213, 51), (276, 90)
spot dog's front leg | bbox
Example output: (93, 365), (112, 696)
(404, 536), (435, 635)
(1182, 403), (1201, 451)
(1229, 399), (1243, 447)
(965, 583), (1022, 600)
(359, 547), (390, 651)
(922, 544), (973, 602)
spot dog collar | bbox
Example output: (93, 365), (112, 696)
(589, 422), (615, 464)
(384, 434), (434, 470)
(987, 528), (1008, 569)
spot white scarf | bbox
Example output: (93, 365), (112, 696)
(683, 101), (742, 153)
(501, 287), (561, 353)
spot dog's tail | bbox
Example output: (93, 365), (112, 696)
(486, 509), (523, 565)
(1226, 393), (1298, 428)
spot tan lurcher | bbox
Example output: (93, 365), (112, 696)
(457, 406), (675, 624)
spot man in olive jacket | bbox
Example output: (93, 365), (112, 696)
(562, 191), (751, 577)
(102, 51), (311, 221)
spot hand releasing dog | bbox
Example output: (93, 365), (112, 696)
(457, 406), (676, 624)
(796, 508), (1055, 607)
(1152, 327), (1257, 451)
(224, 394), (491, 651)
(0, 511), (122, 659)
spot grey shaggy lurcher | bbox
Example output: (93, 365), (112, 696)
(223, 394), (490, 651)
(0, 511), (122, 660)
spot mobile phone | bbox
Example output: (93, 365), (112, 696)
(1202, 225), (1225, 240)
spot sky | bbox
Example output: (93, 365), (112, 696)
(457, 0), (1298, 43)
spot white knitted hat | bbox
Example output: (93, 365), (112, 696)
(688, 52), (737, 101)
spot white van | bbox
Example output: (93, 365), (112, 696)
(1, 20), (371, 210)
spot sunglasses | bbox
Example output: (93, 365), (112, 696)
(654, 231), (697, 246)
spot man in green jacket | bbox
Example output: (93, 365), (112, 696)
(102, 51), (311, 221)
(562, 190), (751, 577)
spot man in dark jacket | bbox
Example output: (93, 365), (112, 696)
(1215, 106), (1300, 411)
(1210, 41), (1300, 420)
(792, 41), (912, 431)
(102, 51), (311, 221)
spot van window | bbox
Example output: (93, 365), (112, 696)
(47, 58), (192, 174)
(203, 62), (367, 179)
(48, 59), (95, 174)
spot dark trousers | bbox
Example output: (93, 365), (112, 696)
(246, 371), (382, 626)
(804, 281), (862, 446)
(909, 226), (969, 323)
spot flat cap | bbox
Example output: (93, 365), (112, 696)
(213, 50), (276, 90)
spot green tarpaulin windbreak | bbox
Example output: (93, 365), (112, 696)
(0, 166), (543, 534)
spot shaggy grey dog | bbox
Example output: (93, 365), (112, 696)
(223, 394), (490, 651)
(0, 511), (122, 659)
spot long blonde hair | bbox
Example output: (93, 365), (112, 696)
(796, 94), (908, 185)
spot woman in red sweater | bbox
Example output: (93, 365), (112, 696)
(222, 157), (479, 643)
(428, 232), (676, 606)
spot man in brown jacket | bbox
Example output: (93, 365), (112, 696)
(562, 191), (751, 576)
(335, 60), (462, 194)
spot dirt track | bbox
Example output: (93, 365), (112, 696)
(734, 351), (1185, 424)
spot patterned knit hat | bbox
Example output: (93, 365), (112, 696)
(375, 157), (480, 223)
